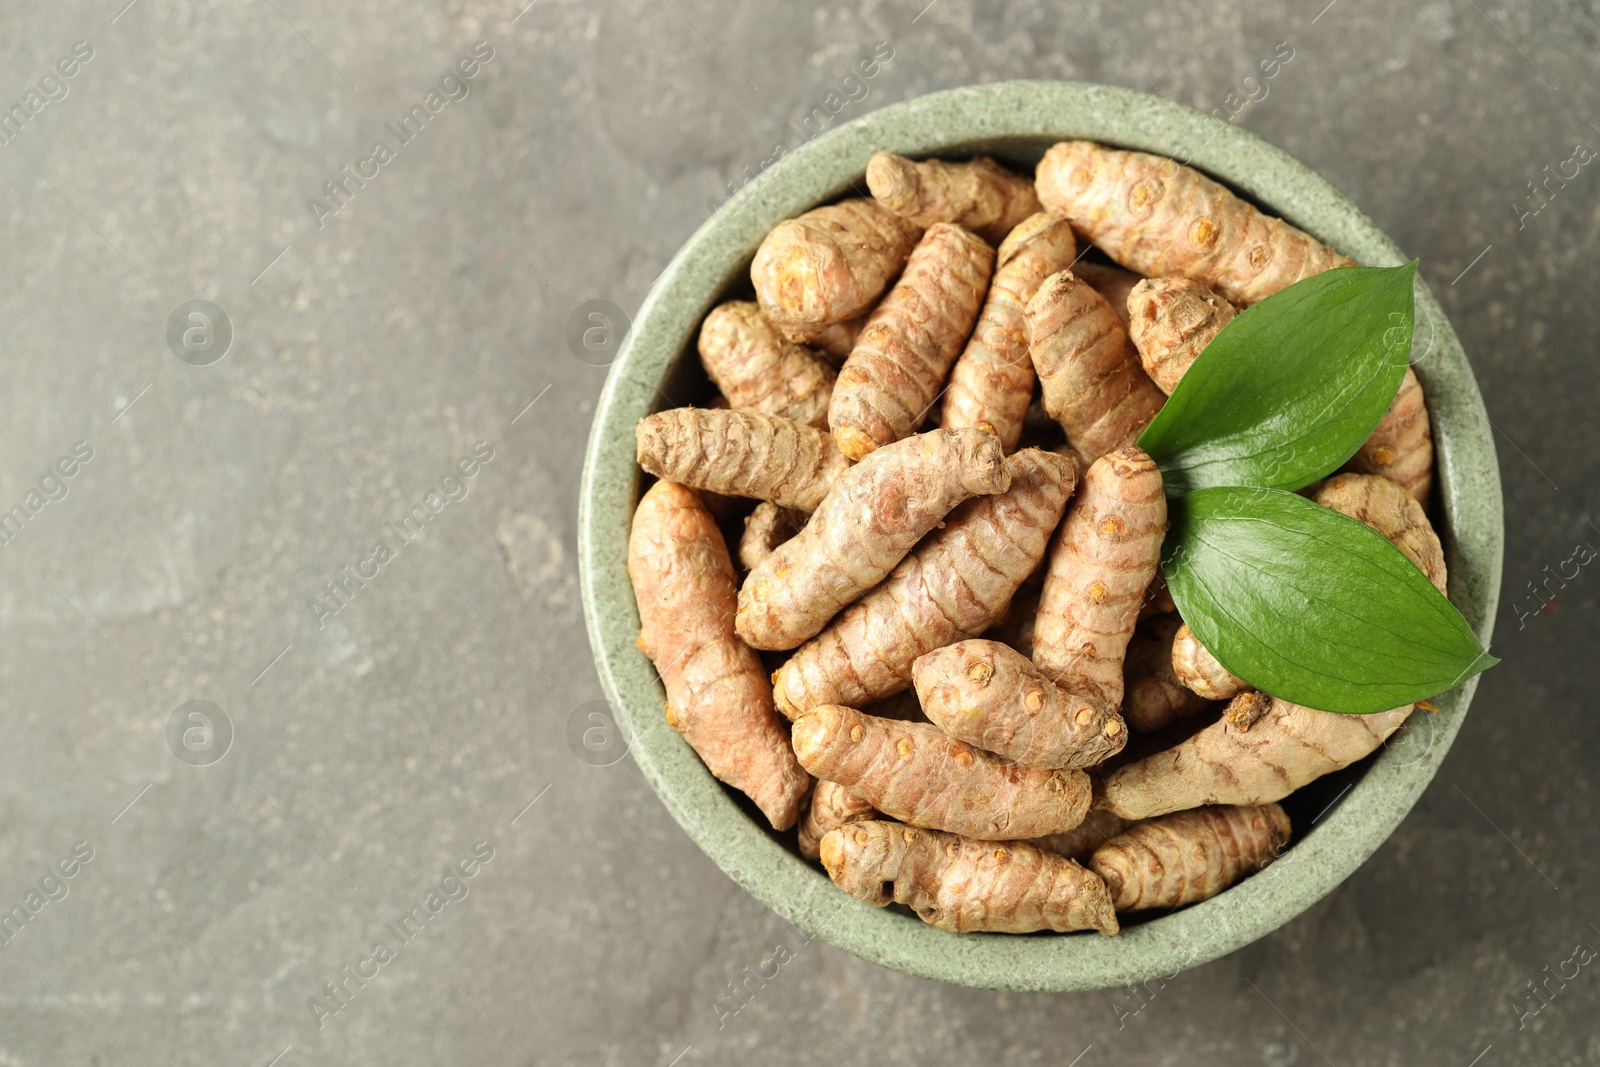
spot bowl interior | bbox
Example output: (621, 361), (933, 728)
(578, 81), (1503, 992)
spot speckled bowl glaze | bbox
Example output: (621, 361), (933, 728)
(578, 82), (1502, 992)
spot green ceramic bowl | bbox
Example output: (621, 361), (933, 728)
(578, 81), (1503, 992)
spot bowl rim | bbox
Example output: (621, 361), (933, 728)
(578, 80), (1504, 992)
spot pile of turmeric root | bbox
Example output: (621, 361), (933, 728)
(627, 143), (1440, 937)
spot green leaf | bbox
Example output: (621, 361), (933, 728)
(1137, 263), (1417, 495)
(1162, 486), (1496, 714)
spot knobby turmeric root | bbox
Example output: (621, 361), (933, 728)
(797, 780), (877, 862)
(1097, 476), (1447, 821)
(1097, 694), (1413, 820)
(941, 213), (1079, 452)
(1170, 623), (1249, 702)
(1344, 367), (1434, 504)
(820, 820), (1119, 934)
(1032, 809), (1132, 862)
(698, 301), (837, 428)
(1088, 804), (1290, 911)
(1027, 269), (1167, 462)
(635, 408), (850, 513)
(1126, 276), (1238, 394)
(1073, 261), (1143, 327)
(1034, 140), (1354, 307)
(737, 501), (807, 571)
(866, 153), (1041, 244)
(737, 428), (1010, 650)
(913, 639), (1127, 769)
(791, 705), (1092, 840)
(1033, 446), (1167, 707)
(1123, 615), (1212, 732)
(627, 481), (809, 829)
(772, 448), (1075, 717)
(751, 198), (921, 341)
(830, 223), (995, 459)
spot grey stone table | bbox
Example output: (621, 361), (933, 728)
(0, 1), (1594, 1064)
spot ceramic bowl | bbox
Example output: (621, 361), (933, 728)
(578, 81), (1503, 992)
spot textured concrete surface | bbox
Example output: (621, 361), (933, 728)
(0, 1), (1595, 1064)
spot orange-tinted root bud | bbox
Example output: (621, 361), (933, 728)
(1224, 690), (1272, 732)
